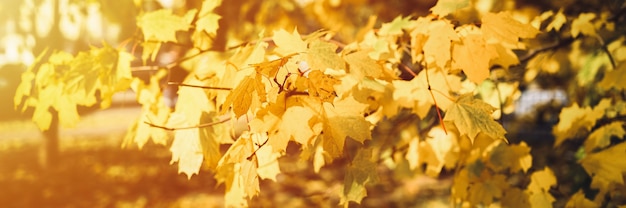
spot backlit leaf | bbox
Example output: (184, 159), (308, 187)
(430, 0), (470, 17)
(170, 126), (204, 179)
(443, 94), (507, 143)
(584, 121), (625, 152)
(481, 12), (540, 48)
(598, 62), (626, 91)
(378, 16), (413, 36)
(486, 141), (532, 173)
(423, 20), (458, 68)
(565, 190), (598, 208)
(571, 13), (597, 37)
(251, 53), (297, 78)
(306, 39), (345, 71)
(452, 25), (494, 83)
(526, 167), (556, 208)
(468, 173), (509, 205)
(344, 50), (383, 79)
(137, 9), (192, 42)
(580, 142), (626, 187)
(340, 148), (379, 205)
(307, 70), (340, 103)
(547, 9), (566, 32)
(196, 0), (223, 35)
(221, 76), (255, 117)
(553, 101), (607, 146)
(273, 28), (307, 55)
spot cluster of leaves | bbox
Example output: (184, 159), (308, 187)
(14, 0), (626, 207)
(14, 45), (133, 130)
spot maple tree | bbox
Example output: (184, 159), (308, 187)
(10, 0), (626, 206)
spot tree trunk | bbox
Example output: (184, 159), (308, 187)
(40, 109), (60, 168)
(38, 0), (62, 168)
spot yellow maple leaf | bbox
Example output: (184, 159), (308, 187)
(443, 94), (507, 143)
(481, 12), (540, 48)
(419, 126), (458, 176)
(501, 188), (531, 208)
(580, 142), (626, 190)
(525, 167), (556, 207)
(276, 106), (316, 147)
(553, 101), (608, 146)
(452, 25), (495, 83)
(490, 43), (520, 69)
(307, 70), (340, 103)
(528, 167), (556, 192)
(378, 16), (413, 36)
(424, 20), (459, 68)
(392, 69), (461, 118)
(137, 9), (193, 42)
(565, 190), (599, 208)
(169, 127), (204, 179)
(250, 53), (297, 78)
(198, 120), (225, 170)
(598, 62), (626, 91)
(571, 13), (597, 37)
(584, 121), (625, 152)
(467, 173), (509, 206)
(344, 50), (383, 79)
(486, 140), (532, 173)
(322, 103), (372, 158)
(124, 74), (170, 149)
(430, 0), (470, 17)
(273, 28), (307, 55)
(547, 9), (567, 32)
(340, 148), (379, 205)
(221, 76), (255, 117)
(195, 0), (222, 35)
(217, 132), (263, 204)
(306, 39), (345, 71)
(254, 135), (281, 181)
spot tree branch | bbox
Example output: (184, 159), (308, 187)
(169, 82), (232, 90)
(519, 36), (576, 64)
(130, 48), (214, 72)
(144, 117), (231, 131)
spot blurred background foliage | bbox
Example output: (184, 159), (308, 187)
(1, 0), (626, 207)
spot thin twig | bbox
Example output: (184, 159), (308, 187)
(399, 62), (418, 77)
(130, 48), (214, 72)
(425, 68), (448, 135)
(247, 136), (269, 161)
(594, 35), (617, 69)
(168, 82), (232, 90)
(518, 36), (576, 64)
(144, 117), (231, 131)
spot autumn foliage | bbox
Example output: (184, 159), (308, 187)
(13, 0), (626, 207)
